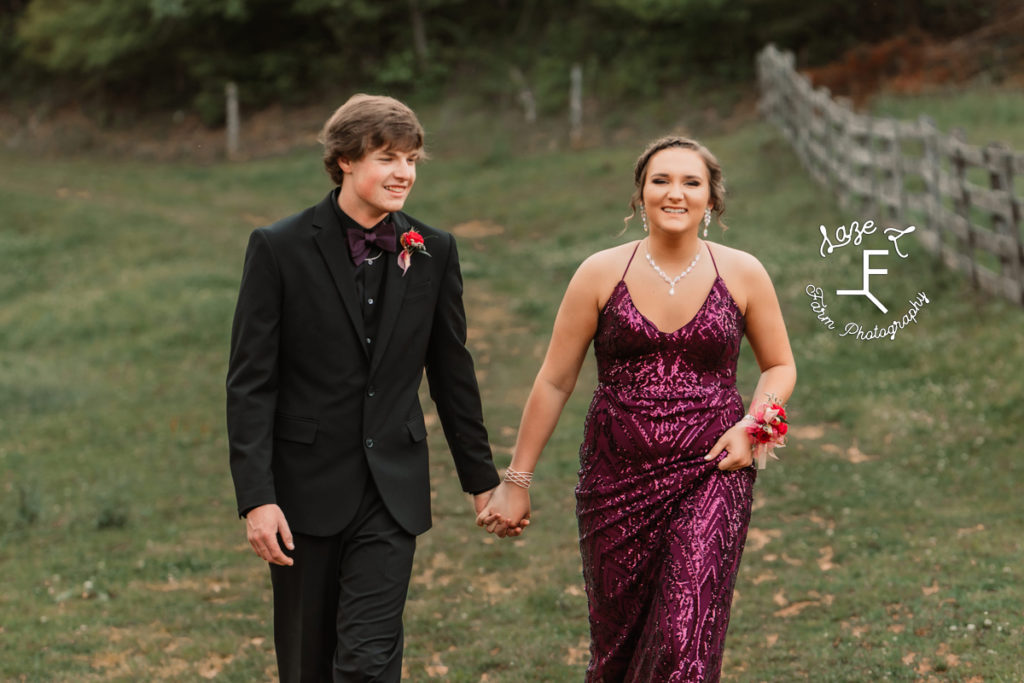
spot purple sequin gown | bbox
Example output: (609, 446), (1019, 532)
(576, 244), (755, 682)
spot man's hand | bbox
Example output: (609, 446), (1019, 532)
(476, 482), (531, 538)
(472, 487), (496, 516)
(245, 504), (295, 566)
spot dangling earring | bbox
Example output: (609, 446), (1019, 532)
(641, 205), (649, 232)
(703, 207), (711, 238)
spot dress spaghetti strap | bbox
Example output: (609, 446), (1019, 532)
(622, 242), (641, 280)
(705, 242), (720, 277)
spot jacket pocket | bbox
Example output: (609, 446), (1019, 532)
(404, 280), (433, 300)
(406, 415), (427, 442)
(273, 413), (319, 444)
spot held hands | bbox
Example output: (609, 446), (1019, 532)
(704, 422), (754, 471)
(245, 503), (295, 566)
(475, 481), (531, 539)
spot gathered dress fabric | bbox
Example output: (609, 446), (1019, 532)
(576, 243), (755, 682)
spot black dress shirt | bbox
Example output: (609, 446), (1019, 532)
(330, 188), (390, 355)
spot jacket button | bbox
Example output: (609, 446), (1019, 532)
(367, 387), (376, 397)
(365, 438), (374, 448)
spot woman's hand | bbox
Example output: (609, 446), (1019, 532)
(475, 481), (531, 538)
(704, 422), (753, 471)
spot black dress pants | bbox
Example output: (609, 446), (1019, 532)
(269, 482), (416, 683)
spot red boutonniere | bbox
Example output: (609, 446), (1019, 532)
(397, 228), (430, 276)
(743, 395), (788, 470)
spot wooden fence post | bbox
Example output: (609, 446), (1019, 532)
(509, 67), (536, 124)
(918, 114), (942, 259)
(879, 119), (902, 226)
(985, 142), (1024, 303)
(569, 63), (583, 147)
(226, 82), (240, 160)
(863, 114), (878, 217)
(948, 128), (978, 285)
(821, 89), (837, 191)
(835, 97), (856, 212)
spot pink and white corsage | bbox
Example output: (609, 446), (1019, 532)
(743, 396), (788, 469)
(397, 228), (430, 276)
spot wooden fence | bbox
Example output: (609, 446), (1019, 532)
(757, 44), (1024, 305)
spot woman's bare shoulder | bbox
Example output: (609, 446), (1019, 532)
(707, 242), (769, 280)
(563, 241), (641, 310)
(575, 241), (642, 281)
(706, 241), (776, 313)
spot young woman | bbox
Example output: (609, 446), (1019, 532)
(479, 136), (796, 681)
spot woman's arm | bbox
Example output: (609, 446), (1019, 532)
(707, 254), (796, 470)
(743, 255), (797, 406)
(477, 255), (608, 535)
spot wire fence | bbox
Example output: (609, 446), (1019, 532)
(757, 43), (1024, 306)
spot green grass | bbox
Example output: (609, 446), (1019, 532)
(870, 86), (1024, 149)
(1, 102), (1023, 681)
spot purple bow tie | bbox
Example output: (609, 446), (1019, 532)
(347, 219), (397, 266)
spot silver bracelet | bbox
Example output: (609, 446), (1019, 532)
(503, 467), (534, 489)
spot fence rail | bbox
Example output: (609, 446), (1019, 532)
(757, 44), (1024, 305)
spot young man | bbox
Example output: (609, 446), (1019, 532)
(226, 94), (501, 682)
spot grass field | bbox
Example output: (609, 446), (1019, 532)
(1, 91), (1022, 681)
(870, 87), (1024, 150)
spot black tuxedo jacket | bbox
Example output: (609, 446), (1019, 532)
(226, 191), (499, 536)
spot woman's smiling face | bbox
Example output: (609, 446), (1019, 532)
(642, 147), (712, 235)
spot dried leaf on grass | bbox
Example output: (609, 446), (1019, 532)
(773, 591), (834, 617)
(936, 642), (960, 667)
(840, 619), (869, 638)
(845, 445), (875, 463)
(820, 443), (875, 463)
(90, 650), (130, 671)
(425, 652), (449, 677)
(154, 658), (190, 678)
(775, 601), (823, 617)
(198, 653), (233, 679)
(780, 553), (804, 566)
(745, 527), (782, 552)
(565, 638), (590, 666)
(817, 546), (837, 571)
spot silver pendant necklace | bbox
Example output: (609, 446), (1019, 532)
(364, 247), (384, 265)
(644, 240), (701, 295)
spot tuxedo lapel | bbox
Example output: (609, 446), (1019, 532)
(371, 213), (412, 374)
(311, 195), (369, 360)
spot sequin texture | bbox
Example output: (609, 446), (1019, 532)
(576, 255), (754, 682)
